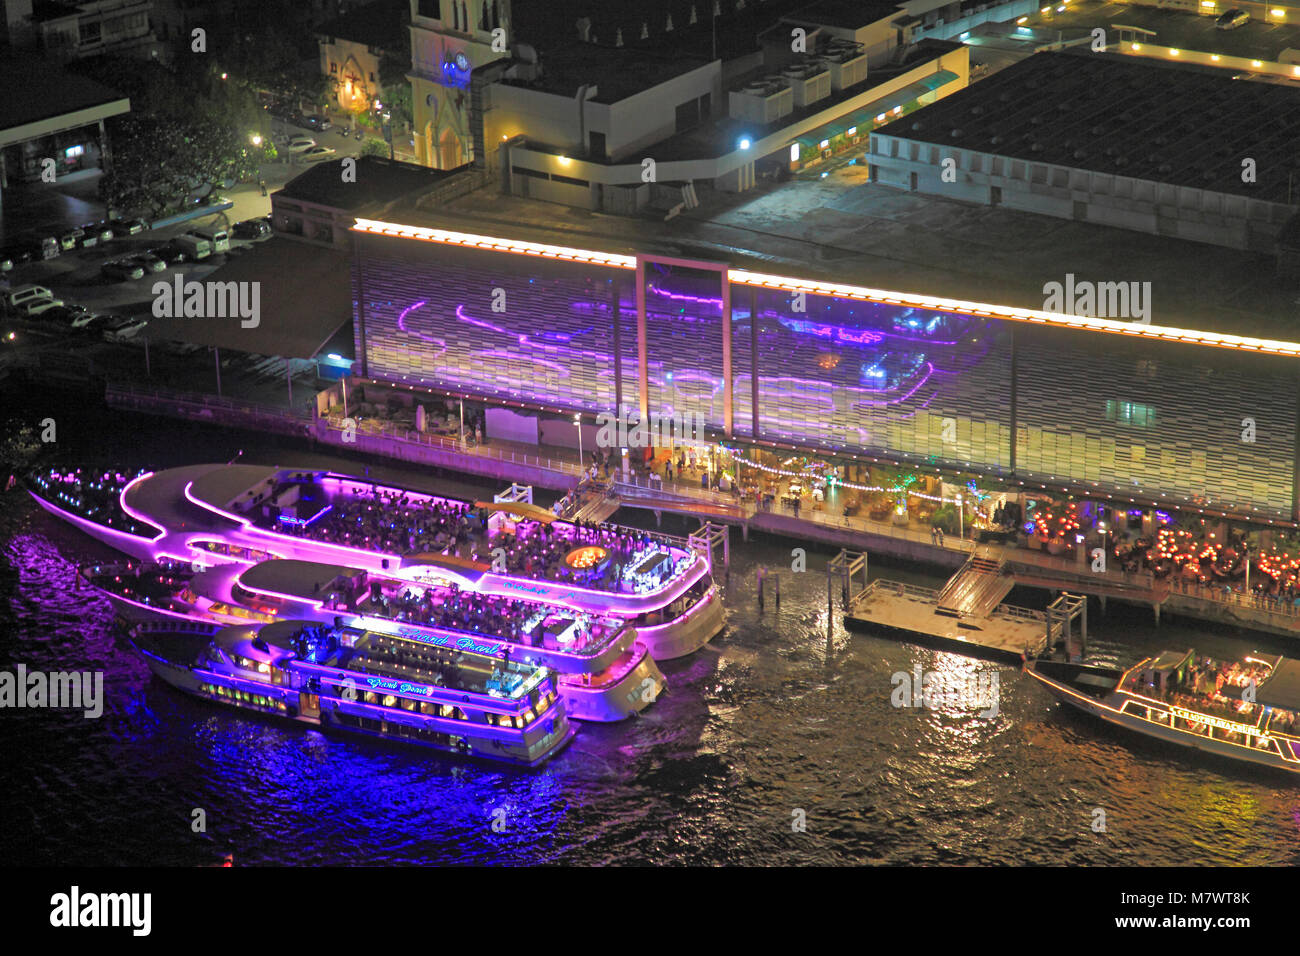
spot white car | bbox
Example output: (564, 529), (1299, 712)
(18, 297), (66, 318)
(285, 138), (316, 154)
(301, 145), (337, 161)
(102, 316), (148, 342)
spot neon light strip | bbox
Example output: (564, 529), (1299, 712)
(352, 219), (1300, 356)
(352, 218), (636, 270)
(729, 269), (1300, 357)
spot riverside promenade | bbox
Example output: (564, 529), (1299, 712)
(102, 381), (1300, 644)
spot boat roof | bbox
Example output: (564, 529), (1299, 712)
(1256, 657), (1300, 712)
(238, 559), (366, 599)
(1149, 649), (1194, 672)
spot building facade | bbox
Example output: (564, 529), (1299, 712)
(350, 219), (1300, 524)
(407, 0), (508, 170)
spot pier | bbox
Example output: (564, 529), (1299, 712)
(844, 579), (1056, 664)
(99, 382), (1300, 646)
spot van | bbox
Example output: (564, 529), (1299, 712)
(174, 234), (212, 260)
(189, 224), (230, 254)
(28, 236), (60, 260)
(3, 284), (55, 315)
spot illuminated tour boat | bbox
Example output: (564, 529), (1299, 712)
(127, 619), (573, 766)
(86, 555), (666, 722)
(29, 463), (726, 662)
(1025, 650), (1300, 774)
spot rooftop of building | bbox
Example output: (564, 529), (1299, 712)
(499, 0), (820, 100)
(874, 49), (1300, 203)
(782, 0), (909, 30)
(0, 54), (128, 134)
(644, 40), (961, 162)
(277, 155), (460, 210)
(316, 0), (410, 51)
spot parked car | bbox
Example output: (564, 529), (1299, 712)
(58, 228), (83, 251)
(0, 254), (12, 272)
(232, 218), (272, 241)
(101, 259), (146, 281)
(1216, 7), (1249, 28)
(304, 115), (332, 132)
(127, 252), (167, 274)
(102, 316), (148, 342)
(155, 244), (189, 266)
(85, 221), (114, 243)
(17, 296), (65, 318)
(3, 284), (56, 315)
(1, 245), (33, 267)
(37, 304), (91, 329)
(24, 237), (60, 261)
(76, 231), (100, 250)
(302, 145), (336, 161)
(74, 311), (119, 332)
(285, 137), (316, 154)
(110, 217), (146, 237)
(199, 194), (230, 207)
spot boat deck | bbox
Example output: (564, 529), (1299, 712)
(845, 579), (1055, 663)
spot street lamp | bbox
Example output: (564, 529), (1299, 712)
(957, 494), (964, 540)
(574, 414), (583, 476)
(250, 134), (263, 147)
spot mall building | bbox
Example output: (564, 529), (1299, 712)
(348, 218), (1300, 526)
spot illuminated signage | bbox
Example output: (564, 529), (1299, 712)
(366, 676), (434, 698)
(1169, 706), (1257, 736)
(395, 627), (503, 656)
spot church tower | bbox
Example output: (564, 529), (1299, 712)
(408, 0), (511, 170)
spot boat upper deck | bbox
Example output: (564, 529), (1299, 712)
(1119, 651), (1300, 738)
(248, 621), (550, 703)
(187, 466), (702, 599)
(30, 467), (161, 540)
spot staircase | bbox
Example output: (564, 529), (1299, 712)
(935, 551), (1013, 619)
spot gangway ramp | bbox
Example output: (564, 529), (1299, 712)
(935, 549), (1013, 619)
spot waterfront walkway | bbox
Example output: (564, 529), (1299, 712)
(100, 382), (1300, 643)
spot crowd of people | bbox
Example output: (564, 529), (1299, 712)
(474, 517), (684, 593)
(277, 486), (483, 556)
(366, 582), (608, 652)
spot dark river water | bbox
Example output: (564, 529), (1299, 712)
(3, 393), (1300, 866)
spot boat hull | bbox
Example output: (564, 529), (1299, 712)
(638, 585), (725, 660)
(132, 637), (574, 767)
(1025, 662), (1300, 775)
(559, 644), (667, 721)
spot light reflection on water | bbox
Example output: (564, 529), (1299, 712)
(2, 416), (1300, 865)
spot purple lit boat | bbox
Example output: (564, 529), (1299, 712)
(32, 463), (726, 661)
(127, 618), (574, 766)
(87, 556), (667, 722)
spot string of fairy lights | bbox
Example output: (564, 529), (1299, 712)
(721, 450), (964, 504)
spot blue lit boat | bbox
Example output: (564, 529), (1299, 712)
(127, 619), (574, 766)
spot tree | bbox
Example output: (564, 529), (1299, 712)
(359, 139), (390, 159)
(70, 56), (269, 217)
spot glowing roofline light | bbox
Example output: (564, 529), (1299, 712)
(348, 220), (1300, 357)
(725, 268), (1300, 356)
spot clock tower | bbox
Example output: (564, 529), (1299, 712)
(408, 0), (511, 170)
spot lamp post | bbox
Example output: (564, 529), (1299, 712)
(957, 494), (964, 541)
(574, 414), (583, 476)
